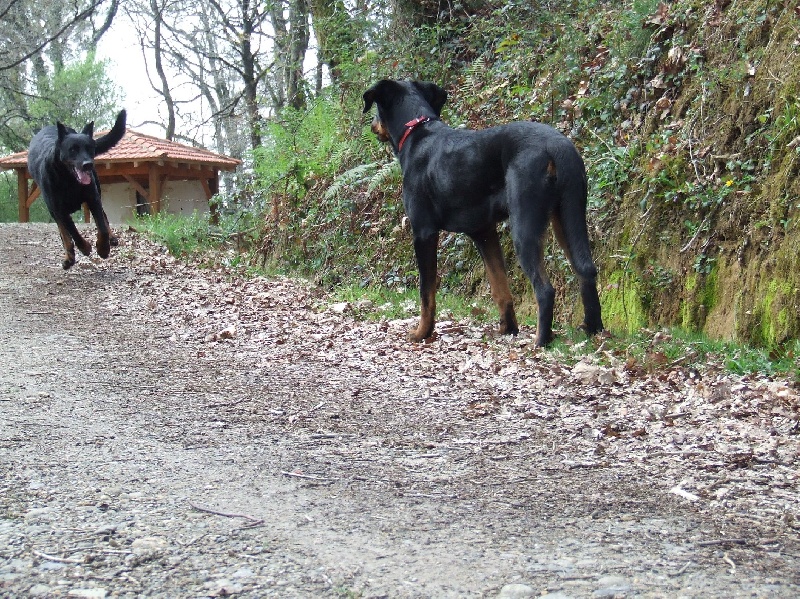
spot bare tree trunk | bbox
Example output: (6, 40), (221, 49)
(288, 0), (309, 109)
(239, 0), (262, 148)
(308, 0), (356, 84)
(150, 0), (176, 139)
(270, 0), (309, 111)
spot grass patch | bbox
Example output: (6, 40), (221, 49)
(559, 326), (799, 380)
(133, 214), (799, 382)
(131, 211), (232, 258)
(331, 281), (798, 380)
(330, 282), (501, 324)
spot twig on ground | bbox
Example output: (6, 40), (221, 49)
(32, 550), (84, 564)
(697, 538), (746, 547)
(723, 553), (736, 573)
(670, 561), (693, 576)
(280, 470), (334, 482)
(204, 397), (250, 409)
(187, 501), (264, 527)
(176, 533), (207, 547)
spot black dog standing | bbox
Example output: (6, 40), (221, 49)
(363, 80), (603, 346)
(27, 109), (126, 269)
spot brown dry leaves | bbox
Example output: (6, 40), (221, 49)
(90, 229), (800, 536)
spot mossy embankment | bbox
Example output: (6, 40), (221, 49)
(591, 0), (800, 348)
(254, 0), (799, 350)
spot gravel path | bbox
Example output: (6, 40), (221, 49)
(1, 222), (798, 598)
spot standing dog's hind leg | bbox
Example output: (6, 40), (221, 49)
(513, 229), (555, 347)
(551, 212), (603, 335)
(469, 227), (519, 336)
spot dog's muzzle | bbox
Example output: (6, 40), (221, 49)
(72, 164), (93, 186)
(371, 117), (390, 143)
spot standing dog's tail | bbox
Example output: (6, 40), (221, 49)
(547, 139), (604, 335)
(95, 110), (127, 155)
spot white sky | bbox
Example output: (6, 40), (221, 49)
(95, 10), (321, 147)
(96, 19), (165, 137)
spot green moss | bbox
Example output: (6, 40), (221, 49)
(600, 270), (647, 333)
(748, 279), (797, 347)
(681, 273), (696, 330)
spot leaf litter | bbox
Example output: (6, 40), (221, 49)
(0, 223), (798, 598)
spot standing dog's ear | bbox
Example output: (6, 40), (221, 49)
(363, 79), (398, 113)
(81, 121), (95, 138)
(413, 81), (448, 116)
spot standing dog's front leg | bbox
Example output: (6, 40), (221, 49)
(410, 232), (439, 342)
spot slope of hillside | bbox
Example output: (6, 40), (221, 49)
(433, 0), (799, 348)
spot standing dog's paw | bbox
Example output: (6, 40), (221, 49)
(408, 324), (436, 343)
(534, 331), (554, 347)
(498, 322), (520, 336)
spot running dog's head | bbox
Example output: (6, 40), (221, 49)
(55, 109), (126, 186)
(363, 80), (448, 146)
(56, 122), (98, 186)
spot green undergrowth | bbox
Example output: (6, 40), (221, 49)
(233, 0), (800, 351)
(134, 212), (798, 381)
(130, 211), (251, 263)
(0, 171), (52, 222)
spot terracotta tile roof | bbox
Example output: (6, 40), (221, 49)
(0, 129), (241, 171)
(0, 150), (26, 169)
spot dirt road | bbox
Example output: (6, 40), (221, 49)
(1, 223), (798, 598)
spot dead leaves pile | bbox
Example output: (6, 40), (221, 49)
(90, 230), (799, 535)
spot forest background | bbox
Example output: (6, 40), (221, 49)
(1, 0), (799, 358)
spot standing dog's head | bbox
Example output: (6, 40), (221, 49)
(363, 80), (448, 147)
(56, 122), (99, 186)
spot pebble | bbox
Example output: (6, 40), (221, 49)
(497, 583), (536, 598)
(27, 584), (53, 597)
(593, 575), (631, 597)
(67, 589), (107, 598)
(205, 578), (244, 596)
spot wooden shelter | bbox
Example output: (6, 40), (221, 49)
(0, 129), (241, 222)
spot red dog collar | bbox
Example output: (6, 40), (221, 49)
(397, 116), (431, 152)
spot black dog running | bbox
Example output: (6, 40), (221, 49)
(27, 110), (126, 269)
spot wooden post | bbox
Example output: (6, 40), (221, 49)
(149, 166), (162, 214)
(17, 169), (29, 222)
(208, 171), (220, 225)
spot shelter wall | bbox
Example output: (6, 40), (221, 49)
(102, 181), (210, 223)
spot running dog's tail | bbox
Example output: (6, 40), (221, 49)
(95, 110), (127, 156)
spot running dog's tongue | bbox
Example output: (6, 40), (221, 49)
(73, 167), (92, 185)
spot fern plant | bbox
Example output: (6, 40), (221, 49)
(325, 159), (401, 200)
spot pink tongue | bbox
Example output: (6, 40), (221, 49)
(74, 168), (92, 185)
